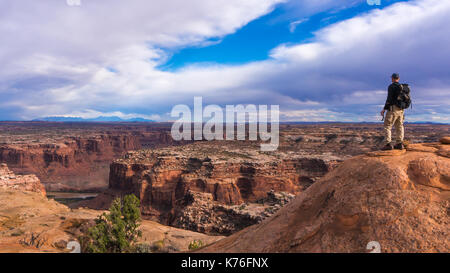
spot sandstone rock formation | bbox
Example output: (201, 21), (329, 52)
(200, 141), (450, 253)
(101, 141), (339, 234)
(173, 190), (295, 235)
(0, 163), (46, 195)
(0, 136), (140, 191)
(0, 122), (184, 191)
(1, 122), (447, 191)
(440, 136), (450, 144)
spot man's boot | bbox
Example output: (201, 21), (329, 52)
(382, 143), (393, 150)
(394, 143), (404, 150)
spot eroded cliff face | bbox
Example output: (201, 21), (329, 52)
(0, 123), (180, 191)
(104, 141), (340, 233)
(0, 163), (46, 195)
(0, 122), (447, 192)
(110, 154), (333, 208)
(172, 190), (295, 235)
(0, 135), (141, 191)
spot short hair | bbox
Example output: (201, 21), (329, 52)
(391, 73), (400, 79)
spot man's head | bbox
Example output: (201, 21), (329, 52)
(391, 73), (400, 83)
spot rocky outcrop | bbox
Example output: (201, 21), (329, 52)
(200, 141), (450, 253)
(0, 163), (46, 195)
(172, 190), (295, 235)
(102, 142), (340, 234)
(440, 137), (450, 144)
(0, 188), (222, 253)
(279, 123), (449, 157)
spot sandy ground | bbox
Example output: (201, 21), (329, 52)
(0, 189), (223, 253)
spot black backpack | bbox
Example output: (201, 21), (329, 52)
(396, 84), (412, 109)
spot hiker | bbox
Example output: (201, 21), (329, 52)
(380, 73), (411, 150)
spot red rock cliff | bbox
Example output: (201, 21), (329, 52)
(107, 142), (340, 225)
(0, 124), (180, 191)
(0, 163), (46, 195)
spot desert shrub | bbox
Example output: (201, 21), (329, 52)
(133, 243), (153, 253)
(80, 194), (142, 253)
(19, 232), (47, 248)
(152, 240), (165, 252)
(188, 239), (204, 250)
(133, 240), (178, 253)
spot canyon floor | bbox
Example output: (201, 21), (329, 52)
(0, 122), (448, 252)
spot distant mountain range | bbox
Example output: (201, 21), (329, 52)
(32, 116), (155, 122)
(17, 118), (449, 125)
(283, 121), (449, 125)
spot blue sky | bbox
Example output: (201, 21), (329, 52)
(0, 0), (449, 122)
(162, 0), (408, 70)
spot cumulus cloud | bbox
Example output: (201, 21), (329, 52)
(266, 0), (450, 121)
(0, 0), (283, 119)
(0, 0), (449, 123)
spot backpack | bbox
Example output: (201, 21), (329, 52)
(396, 83), (412, 109)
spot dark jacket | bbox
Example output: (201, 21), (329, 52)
(384, 82), (402, 110)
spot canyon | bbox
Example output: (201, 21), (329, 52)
(0, 122), (184, 191)
(0, 161), (221, 253)
(1, 122), (447, 193)
(71, 122), (448, 235)
(0, 122), (449, 242)
(99, 141), (339, 235)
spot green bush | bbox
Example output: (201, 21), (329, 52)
(133, 243), (153, 253)
(188, 239), (204, 250)
(80, 194), (142, 253)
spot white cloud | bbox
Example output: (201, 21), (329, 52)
(280, 108), (342, 122)
(0, 0), (283, 80)
(1, 0), (449, 122)
(289, 18), (308, 33)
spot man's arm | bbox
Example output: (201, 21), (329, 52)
(384, 85), (394, 110)
(381, 85), (394, 118)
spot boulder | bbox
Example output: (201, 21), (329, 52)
(440, 136), (450, 144)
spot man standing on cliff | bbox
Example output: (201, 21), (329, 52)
(381, 73), (409, 150)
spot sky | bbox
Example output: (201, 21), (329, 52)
(0, 0), (449, 122)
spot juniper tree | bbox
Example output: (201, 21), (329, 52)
(82, 194), (142, 253)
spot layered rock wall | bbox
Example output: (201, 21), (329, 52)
(0, 163), (46, 195)
(0, 131), (177, 191)
(107, 145), (340, 230)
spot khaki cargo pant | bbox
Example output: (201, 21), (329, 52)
(384, 105), (404, 145)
